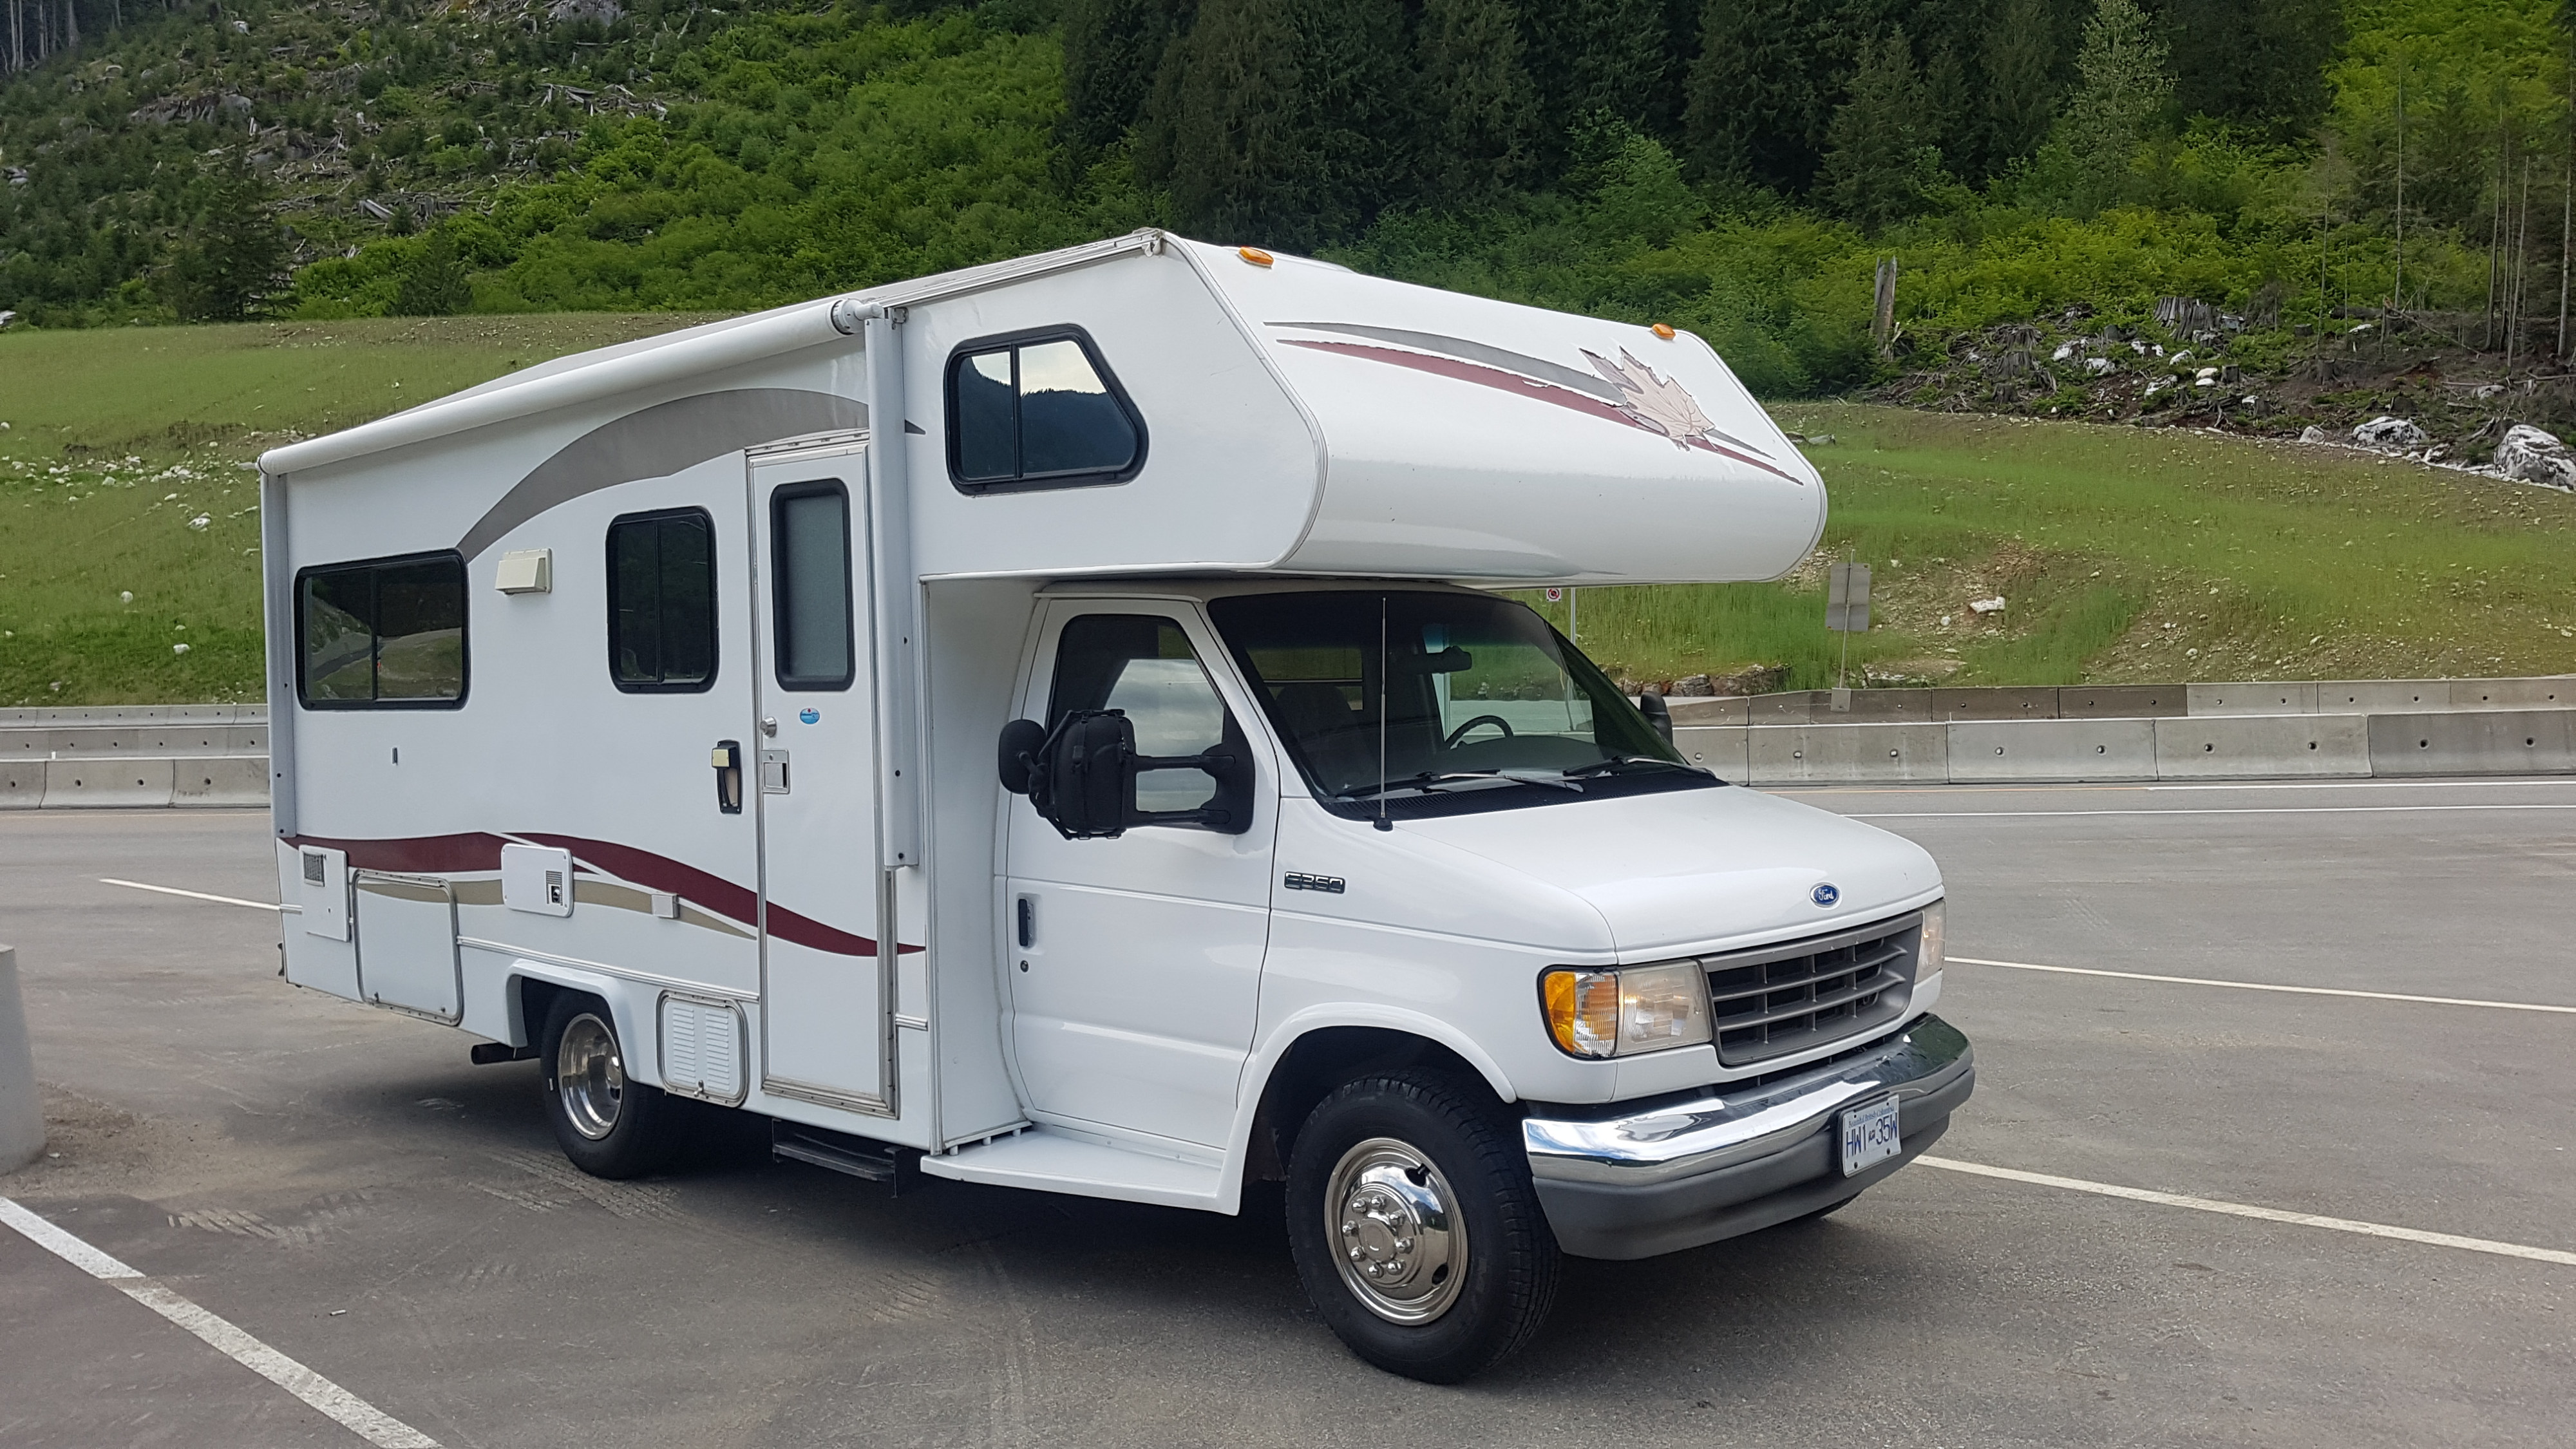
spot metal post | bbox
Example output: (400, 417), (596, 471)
(0, 946), (43, 1173)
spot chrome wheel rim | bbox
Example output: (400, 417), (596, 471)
(555, 1012), (624, 1141)
(1325, 1136), (1468, 1325)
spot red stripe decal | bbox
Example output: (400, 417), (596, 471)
(1278, 338), (1804, 485)
(285, 832), (914, 956)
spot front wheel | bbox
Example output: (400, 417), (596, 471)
(542, 994), (685, 1179)
(1286, 1070), (1561, 1383)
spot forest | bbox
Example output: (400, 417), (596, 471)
(0, 1), (2569, 404)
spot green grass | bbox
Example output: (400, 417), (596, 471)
(0, 315), (716, 705)
(9, 319), (2576, 704)
(1527, 402), (2576, 690)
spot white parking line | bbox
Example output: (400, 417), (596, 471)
(1786, 778), (2576, 797)
(100, 878), (281, 911)
(0, 1198), (438, 1448)
(1844, 803), (2576, 819)
(1951, 955), (2576, 1014)
(1918, 1157), (2576, 1267)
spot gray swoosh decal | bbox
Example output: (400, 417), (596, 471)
(1267, 321), (1625, 404)
(456, 388), (868, 560)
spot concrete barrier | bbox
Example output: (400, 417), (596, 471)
(1672, 725), (1750, 779)
(2154, 715), (2370, 779)
(2367, 710), (2576, 777)
(1932, 686), (2058, 721)
(1948, 719), (2157, 783)
(0, 724), (270, 757)
(2058, 685), (2188, 719)
(171, 756), (275, 807)
(1823, 690), (1934, 721)
(2449, 679), (2572, 710)
(1750, 692), (1821, 724)
(1665, 697), (1750, 726)
(0, 945), (41, 1173)
(2188, 683), (2320, 715)
(41, 757), (177, 807)
(0, 703), (265, 725)
(1747, 724), (1948, 785)
(2299, 681), (2454, 715)
(0, 762), (42, 808)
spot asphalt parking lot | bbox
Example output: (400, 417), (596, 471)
(3, 779), (2571, 1447)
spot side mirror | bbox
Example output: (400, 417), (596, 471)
(1638, 690), (1674, 745)
(997, 718), (1047, 795)
(998, 710), (1254, 838)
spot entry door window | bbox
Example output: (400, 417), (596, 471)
(770, 482), (855, 690)
(1046, 614), (1227, 813)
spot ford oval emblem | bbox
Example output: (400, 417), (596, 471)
(1811, 883), (1840, 908)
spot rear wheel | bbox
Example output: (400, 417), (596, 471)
(1285, 1070), (1560, 1383)
(542, 994), (684, 1179)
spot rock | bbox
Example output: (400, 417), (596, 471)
(549, 0), (625, 22)
(1672, 674), (1716, 697)
(2353, 416), (2427, 451)
(2298, 426), (2332, 444)
(2084, 357), (2114, 375)
(1968, 596), (2007, 614)
(2494, 423), (2576, 492)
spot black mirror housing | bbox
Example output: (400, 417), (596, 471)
(1639, 690), (1674, 745)
(997, 717), (1046, 795)
(1007, 709), (1255, 839)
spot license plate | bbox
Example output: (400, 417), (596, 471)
(1839, 1095), (1902, 1177)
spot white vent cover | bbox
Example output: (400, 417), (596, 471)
(494, 548), (553, 594)
(500, 843), (574, 917)
(659, 997), (744, 1103)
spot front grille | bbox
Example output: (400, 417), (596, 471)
(1702, 913), (1920, 1066)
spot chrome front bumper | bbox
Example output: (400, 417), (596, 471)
(1520, 1015), (1973, 1259)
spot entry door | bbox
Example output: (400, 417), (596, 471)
(748, 447), (890, 1110)
(1003, 604), (1276, 1148)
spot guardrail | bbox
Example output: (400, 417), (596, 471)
(1676, 675), (2575, 725)
(1676, 708), (2576, 785)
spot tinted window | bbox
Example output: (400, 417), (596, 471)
(295, 553), (467, 708)
(945, 330), (1144, 491)
(608, 509), (717, 692)
(772, 483), (855, 690)
(1047, 614), (1226, 813)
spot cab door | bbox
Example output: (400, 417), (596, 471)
(1002, 603), (1277, 1148)
(747, 444), (892, 1112)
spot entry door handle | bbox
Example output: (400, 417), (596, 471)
(712, 740), (744, 814)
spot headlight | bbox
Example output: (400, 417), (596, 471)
(1917, 900), (1946, 976)
(1540, 961), (1713, 1059)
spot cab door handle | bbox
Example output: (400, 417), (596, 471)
(712, 740), (744, 814)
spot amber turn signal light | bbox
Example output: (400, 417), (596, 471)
(1238, 247), (1274, 267)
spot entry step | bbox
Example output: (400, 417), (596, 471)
(772, 1121), (918, 1193)
(919, 1126), (1222, 1210)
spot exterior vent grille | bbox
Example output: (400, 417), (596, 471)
(1702, 913), (1920, 1066)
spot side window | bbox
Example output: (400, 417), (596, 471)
(296, 552), (467, 708)
(771, 482), (855, 690)
(945, 328), (1145, 492)
(607, 509), (717, 692)
(1046, 614), (1227, 813)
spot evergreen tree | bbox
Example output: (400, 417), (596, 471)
(2045, 0), (2170, 213)
(393, 225), (471, 316)
(1524, 0), (1675, 140)
(1160, 0), (1412, 251)
(1982, 0), (2061, 171)
(1421, 0), (1539, 203)
(2154, 0), (2342, 139)
(163, 162), (283, 321)
(1685, 0), (1850, 193)
(1061, 0), (1185, 157)
(1816, 28), (1952, 230)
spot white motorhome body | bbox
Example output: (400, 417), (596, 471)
(260, 232), (1969, 1381)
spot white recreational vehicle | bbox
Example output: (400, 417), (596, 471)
(257, 231), (1971, 1381)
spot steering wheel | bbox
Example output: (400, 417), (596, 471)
(1443, 714), (1515, 748)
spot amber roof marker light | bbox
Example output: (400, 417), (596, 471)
(1238, 247), (1275, 267)
(1652, 323), (1676, 339)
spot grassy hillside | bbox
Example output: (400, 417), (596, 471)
(0, 314), (714, 705)
(6, 314), (2574, 706)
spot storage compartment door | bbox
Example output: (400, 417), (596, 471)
(353, 872), (462, 1022)
(748, 448), (891, 1112)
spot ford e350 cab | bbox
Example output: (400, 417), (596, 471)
(258, 231), (1973, 1382)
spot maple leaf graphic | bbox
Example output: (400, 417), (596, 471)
(1582, 347), (1717, 448)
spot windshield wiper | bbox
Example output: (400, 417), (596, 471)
(1336, 769), (1585, 803)
(1560, 755), (1699, 779)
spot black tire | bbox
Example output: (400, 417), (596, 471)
(540, 993), (684, 1179)
(1285, 1070), (1561, 1383)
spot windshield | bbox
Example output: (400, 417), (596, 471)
(1209, 591), (1709, 817)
